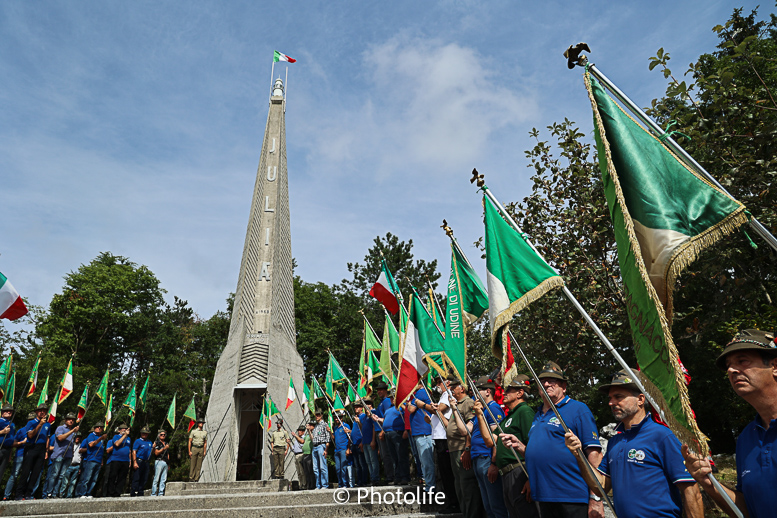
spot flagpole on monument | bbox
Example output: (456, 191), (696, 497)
(564, 43), (777, 253)
(326, 350), (385, 433)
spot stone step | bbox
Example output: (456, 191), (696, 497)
(0, 486), (449, 518)
(165, 479), (289, 495)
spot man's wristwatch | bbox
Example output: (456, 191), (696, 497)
(589, 494), (602, 502)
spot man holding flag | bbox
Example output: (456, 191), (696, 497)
(15, 403), (51, 500)
(42, 412), (79, 499)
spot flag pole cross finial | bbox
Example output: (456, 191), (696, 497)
(564, 42), (590, 69)
(470, 168), (485, 188)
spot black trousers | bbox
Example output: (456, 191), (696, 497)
(17, 443), (47, 499)
(0, 447), (14, 481)
(539, 502), (588, 518)
(434, 439), (458, 508)
(301, 453), (315, 489)
(502, 469), (541, 518)
(131, 459), (150, 496)
(107, 461), (130, 497)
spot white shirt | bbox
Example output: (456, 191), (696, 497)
(431, 390), (452, 440)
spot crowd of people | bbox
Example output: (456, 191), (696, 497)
(0, 406), (208, 500)
(277, 329), (777, 518)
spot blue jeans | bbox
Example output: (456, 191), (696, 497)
(42, 456), (67, 498)
(385, 430), (409, 483)
(473, 456), (508, 518)
(152, 460), (168, 496)
(352, 448), (367, 486)
(412, 434), (436, 492)
(363, 442), (380, 483)
(59, 464), (80, 498)
(312, 444), (328, 489)
(76, 461), (101, 497)
(334, 450), (349, 488)
(4, 455), (23, 499)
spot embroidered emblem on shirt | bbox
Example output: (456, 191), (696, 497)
(627, 449), (645, 461)
(548, 417), (560, 427)
(504, 418), (513, 427)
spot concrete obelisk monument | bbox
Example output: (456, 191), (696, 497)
(202, 77), (305, 482)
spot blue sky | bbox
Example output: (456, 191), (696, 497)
(0, 1), (763, 320)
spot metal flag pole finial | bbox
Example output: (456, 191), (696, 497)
(564, 43), (591, 69)
(441, 219), (454, 238)
(470, 168), (485, 188)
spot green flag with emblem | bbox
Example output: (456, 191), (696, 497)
(183, 396), (197, 432)
(123, 382), (137, 414)
(5, 369), (15, 405)
(325, 354), (347, 399)
(333, 391), (346, 411)
(586, 72), (746, 453)
(383, 311), (400, 354)
(444, 242), (489, 382)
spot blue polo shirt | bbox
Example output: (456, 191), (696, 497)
(13, 430), (26, 458)
(383, 406), (405, 432)
(375, 397), (392, 419)
(409, 389), (432, 436)
(108, 434), (132, 463)
(471, 401), (505, 458)
(83, 432), (106, 463)
(525, 396), (601, 504)
(133, 437), (154, 461)
(350, 419), (363, 446)
(0, 418), (16, 448)
(358, 413), (373, 444)
(51, 425), (77, 460)
(333, 424), (351, 452)
(21, 418), (51, 447)
(735, 415), (777, 518)
(598, 414), (693, 518)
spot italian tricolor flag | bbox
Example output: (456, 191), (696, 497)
(274, 50), (296, 63)
(0, 272), (28, 321)
(286, 377), (297, 410)
(395, 294), (430, 407)
(369, 259), (400, 315)
(57, 359), (74, 404)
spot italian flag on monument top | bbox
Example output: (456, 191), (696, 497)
(0, 272), (28, 321)
(586, 72), (746, 453)
(273, 50), (296, 63)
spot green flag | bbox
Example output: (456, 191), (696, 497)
(333, 391), (346, 412)
(364, 319), (382, 351)
(166, 393), (176, 428)
(484, 195), (564, 384)
(265, 394), (281, 418)
(303, 379), (312, 405)
(586, 73), (746, 453)
(366, 350), (386, 387)
(5, 369), (15, 405)
(259, 399), (270, 429)
(409, 292), (447, 376)
(138, 375), (150, 411)
(96, 368), (109, 405)
(184, 396), (197, 431)
(312, 377), (325, 400)
(123, 382), (137, 414)
(37, 375), (50, 407)
(325, 354), (347, 399)
(383, 311), (400, 355)
(444, 243), (489, 382)
(0, 355), (11, 398)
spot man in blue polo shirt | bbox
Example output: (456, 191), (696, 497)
(15, 403), (52, 500)
(407, 387), (435, 493)
(512, 362), (603, 518)
(0, 404), (17, 488)
(333, 414), (353, 488)
(358, 398), (379, 485)
(350, 402), (367, 486)
(131, 426), (154, 496)
(4, 423), (28, 500)
(106, 423), (132, 497)
(373, 392), (410, 485)
(683, 329), (777, 518)
(371, 381), (395, 483)
(565, 369), (703, 518)
(470, 377), (507, 518)
(42, 412), (80, 498)
(76, 422), (108, 498)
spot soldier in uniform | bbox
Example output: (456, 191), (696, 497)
(446, 377), (484, 518)
(268, 418), (290, 479)
(683, 329), (777, 518)
(188, 418), (207, 482)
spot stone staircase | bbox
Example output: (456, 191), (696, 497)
(0, 482), (458, 518)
